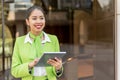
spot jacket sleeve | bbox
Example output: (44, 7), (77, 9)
(11, 38), (31, 78)
(53, 66), (63, 77)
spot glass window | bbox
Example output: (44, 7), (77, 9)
(0, 0), (115, 80)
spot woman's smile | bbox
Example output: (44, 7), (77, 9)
(34, 24), (43, 29)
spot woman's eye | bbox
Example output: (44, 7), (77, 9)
(32, 18), (37, 20)
(40, 17), (45, 20)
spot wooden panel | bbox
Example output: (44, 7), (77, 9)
(95, 16), (114, 42)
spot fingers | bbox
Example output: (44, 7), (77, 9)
(28, 58), (39, 68)
(47, 57), (62, 70)
(34, 58), (39, 64)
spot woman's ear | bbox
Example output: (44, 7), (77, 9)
(26, 19), (29, 26)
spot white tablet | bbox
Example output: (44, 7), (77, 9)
(35, 52), (66, 67)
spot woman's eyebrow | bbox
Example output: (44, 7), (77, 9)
(32, 15), (38, 17)
(31, 15), (44, 17)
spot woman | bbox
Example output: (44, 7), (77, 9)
(11, 5), (63, 80)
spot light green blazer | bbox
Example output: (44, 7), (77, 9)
(11, 33), (62, 80)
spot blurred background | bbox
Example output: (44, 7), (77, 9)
(0, 0), (115, 80)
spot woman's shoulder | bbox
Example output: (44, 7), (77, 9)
(15, 35), (26, 42)
(46, 33), (57, 39)
(47, 33), (56, 37)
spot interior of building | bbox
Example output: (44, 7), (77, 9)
(0, 0), (115, 80)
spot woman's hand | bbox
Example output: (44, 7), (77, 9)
(47, 57), (62, 70)
(28, 58), (39, 68)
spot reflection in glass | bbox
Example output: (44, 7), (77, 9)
(0, 24), (13, 70)
(0, 0), (115, 80)
(98, 0), (111, 10)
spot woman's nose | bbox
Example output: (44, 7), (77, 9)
(36, 19), (41, 23)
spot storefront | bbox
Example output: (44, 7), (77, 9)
(0, 0), (117, 80)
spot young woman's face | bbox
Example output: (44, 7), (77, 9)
(26, 9), (45, 35)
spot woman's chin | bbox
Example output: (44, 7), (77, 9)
(35, 30), (42, 33)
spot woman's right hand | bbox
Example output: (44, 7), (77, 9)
(28, 58), (39, 68)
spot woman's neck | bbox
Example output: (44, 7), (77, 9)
(30, 31), (42, 36)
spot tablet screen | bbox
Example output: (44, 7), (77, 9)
(35, 52), (66, 67)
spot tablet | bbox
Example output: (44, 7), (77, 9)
(35, 52), (66, 67)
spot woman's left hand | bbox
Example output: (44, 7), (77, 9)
(47, 57), (62, 70)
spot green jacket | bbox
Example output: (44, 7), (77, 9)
(11, 33), (62, 80)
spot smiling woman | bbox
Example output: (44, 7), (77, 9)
(11, 5), (63, 80)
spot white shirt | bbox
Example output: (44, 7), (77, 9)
(24, 31), (51, 44)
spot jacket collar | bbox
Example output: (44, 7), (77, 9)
(24, 31), (51, 44)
